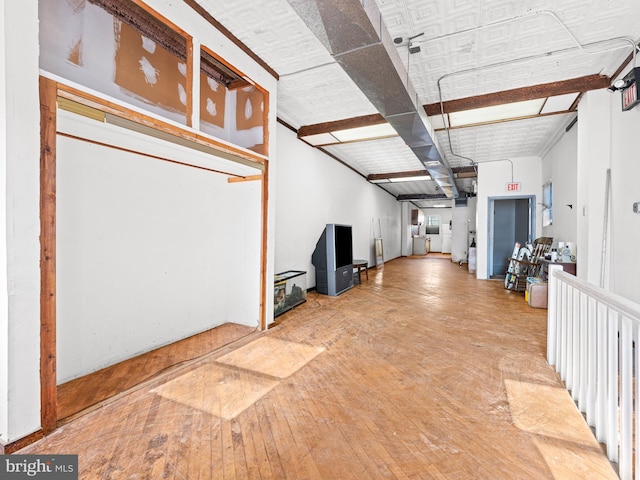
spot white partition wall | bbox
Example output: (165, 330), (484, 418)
(273, 123), (401, 294)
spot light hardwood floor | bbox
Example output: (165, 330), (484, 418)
(20, 257), (617, 479)
(57, 323), (256, 421)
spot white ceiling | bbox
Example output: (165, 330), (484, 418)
(197, 0), (640, 207)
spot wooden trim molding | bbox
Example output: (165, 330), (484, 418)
(55, 83), (267, 168)
(2, 430), (45, 454)
(260, 167), (269, 331)
(58, 131), (244, 178)
(186, 37), (194, 128)
(228, 175), (263, 183)
(39, 76), (58, 435)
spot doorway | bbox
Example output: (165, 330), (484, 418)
(488, 196), (534, 278)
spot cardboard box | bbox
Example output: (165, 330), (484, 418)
(527, 282), (548, 308)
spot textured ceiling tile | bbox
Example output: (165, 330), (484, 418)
(323, 137), (425, 176)
(276, 64), (377, 127)
(436, 114), (572, 165)
(376, 0), (640, 103)
(193, 0), (639, 189)
(199, 0), (330, 75)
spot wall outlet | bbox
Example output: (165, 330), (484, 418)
(634, 202), (640, 213)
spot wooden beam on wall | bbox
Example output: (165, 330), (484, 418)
(423, 74), (610, 116)
(39, 76), (58, 434)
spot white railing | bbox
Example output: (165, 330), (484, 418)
(547, 266), (639, 479)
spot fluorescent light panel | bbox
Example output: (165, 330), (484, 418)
(449, 98), (546, 127)
(302, 132), (338, 146)
(331, 123), (397, 142)
(370, 175), (431, 184)
(389, 175), (431, 182)
(540, 93), (579, 114)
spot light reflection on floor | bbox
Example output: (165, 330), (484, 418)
(151, 363), (278, 420)
(215, 336), (325, 379)
(505, 379), (617, 479)
(151, 337), (324, 420)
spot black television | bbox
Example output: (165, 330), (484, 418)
(312, 224), (353, 296)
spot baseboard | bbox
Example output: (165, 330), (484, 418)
(1, 429), (44, 454)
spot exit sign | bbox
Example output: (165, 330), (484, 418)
(620, 67), (640, 111)
(622, 81), (639, 111)
(506, 182), (521, 192)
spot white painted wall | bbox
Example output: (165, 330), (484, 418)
(476, 157), (542, 279)
(609, 67), (640, 304)
(400, 202), (413, 256)
(0, 2), (7, 444)
(577, 90), (612, 287)
(0, 0), (41, 445)
(419, 208), (453, 253)
(452, 197), (477, 264)
(541, 121), (578, 248)
(56, 112), (262, 383)
(575, 71), (640, 304)
(274, 123), (401, 298)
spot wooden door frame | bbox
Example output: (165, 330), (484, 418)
(39, 76), (269, 433)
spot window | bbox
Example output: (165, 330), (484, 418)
(425, 215), (440, 235)
(542, 181), (552, 226)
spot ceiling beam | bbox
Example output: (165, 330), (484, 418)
(453, 166), (477, 178)
(296, 74), (610, 137)
(367, 166), (476, 182)
(397, 194), (447, 201)
(423, 74), (610, 116)
(367, 170), (430, 181)
(297, 113), (385, 138)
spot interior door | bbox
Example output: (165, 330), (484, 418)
(491, 198), (531, 277)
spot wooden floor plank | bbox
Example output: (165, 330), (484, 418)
(20, 258), (618, 479)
